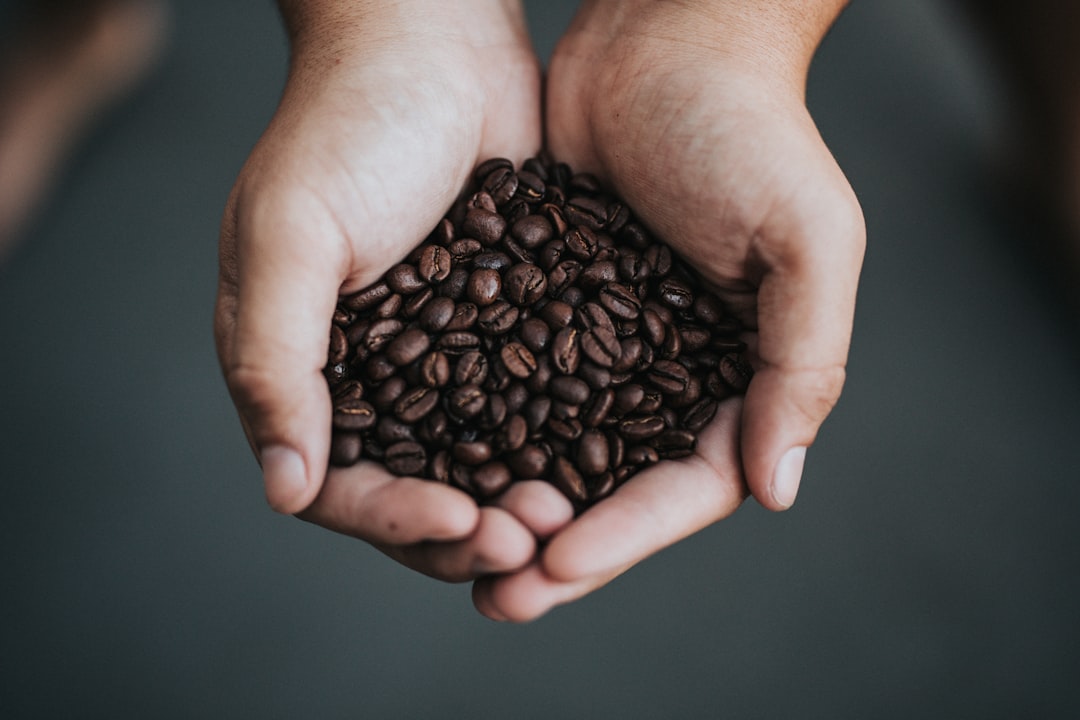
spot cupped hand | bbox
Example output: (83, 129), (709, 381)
(475, 0), (864, 620)
(214, 0), (546, 581)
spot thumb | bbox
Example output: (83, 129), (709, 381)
(740, 191), (864, 511)
(216, 187), (347, 514)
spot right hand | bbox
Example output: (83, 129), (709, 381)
(214, 0), (566, 581)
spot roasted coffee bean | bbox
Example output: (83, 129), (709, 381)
(454, 441), (493, 466)
(472, 461), (512, 498)
(682, 398), (719, 432)
(332, 379), (365, 402)
(626, 445), (660, 466)
(552, 456), (588, 503)
(446, 384), (486, 420)
(386, 264), (427, 295)
(718, 353), (753, 392)
(580, 326), (621, 368)
(551, 326), (581, 375)
(332, 397), (380, 431)
(481, 166), (518, 205)
(394, 386), (439, 423)
(577, 362), (611, 390)
(643, 244), (672, 276)
(520, 317), (551, 353)
(652, 429), (696, 459)
(578, 430), (610, 476)
(437, 331), (480, 353)
(479, 394), (507, 430)
(472, 251), (513, 271)
(386, 328), (430, 366)
(462, 208), (507, 245)
(642, 309), (666, 347)
(582, 388), (615, 427)
(500, 342), (537, 379)
(448, 238), (482, 261)
(599, 282), (641, 320)
(580, 260), (618, 289)
(547, 260), (582, 297)
(455, 350), (489, 386)
(377, 416), (416, 445)
(363, 318), (404, 353)
(444, 302), (478, 332)
(329, 324), (349, 364)
(370, 376), (406, 412)
(432, 217), (455, 246)
(539, 300), (574, 330)
(466, 268), (501, 306)
(402, 287), (434, 319)
(564, 226), (599, 260)
(511, 215), (553, 248)
(507, 444), (550, 478)
(588, 472), (616, 502)
(523, 396), (552, 433)
(660, 326), (682, 360)
(547, 416), (583, 442)
(538, 239), (566, 271)
(638, 389), (663, 414)
(693, 293), (725, 324)
(439, 266), (469, 299)
(418, 245), (452, 284)
(385, 441), (427, 476)
(504, 382), (529, 414)
(550, 375), (591, 405)
(478, 301), (519, 335)
(419, 296), (455, 331)
(429, 449), (452, 483)
(498, 414), (528, 452)
(504, 263), (548, 305)
(658, 277), (694, 310)
(565, 195), (608, 230)
(680, 326), (711, 353)
(608, 431), (625, 469)
(619, 251), (652, 283)
(365, 354), (397, 383)
(343, 281), (391, 312)
(524, 354), (553, 394)
(474, 157), (513, 185)
(374, 294), (403, 319)
(619, 415), (666, 442)
(329, 432), (363, 466)
(648, 359), (690, 394)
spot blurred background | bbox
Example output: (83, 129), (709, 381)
(2, 1), (1079, 717)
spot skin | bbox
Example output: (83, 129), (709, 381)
(215, 0), (865, 619)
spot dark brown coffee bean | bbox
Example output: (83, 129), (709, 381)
(626, 445), (660, 466)
(642, 309), (666, 347)
(394, 386), (438, 423)
(638, 389), (663, 414)
(539, 300), (574, 330)
(446, 383), (486, 420)
(481, 166), (519, 205)
(453, 441), (493, 466)
(329, 324), (348, 364)
(498, 414), (528, 452)
(547, 260), (582, 297)
(332, 379), (365, 402)
(599, 282), (641, 320)
(644, 244), (673, 276)
(520, 317), (551, 353)
(454, 350), (489, 386)
(363, 318), (404, 353)
(612, 383), (645, 416)
(429, 449), (451, 483)
(472, 251), (513, 271)
(550, 399), (580, 421)
(550, 376), (590, 405)
(385, 441), (427, 476)
(479, 393), (508, 430)
(329, 432), (362, 466)
(682, 398), (719, 432)
(515, 170), (545, 201)
(524, 354), (553, 394)
(583, 388), (615, 427)
(466, 268), (501, 306)
(680, 326), (711, 352)
(376, 416), (416, 445)
(507, 444), (550, 478)
(401, 287), (433, 319)
(618, 251), (652, 283)
(577, 430), (610, 476)
(418, 351), (450, 388)
(548, 416), (583, 441)
(419, 296), (455, 331)
(693, 293), (725, 324)
(503, 263), (548, 305)
(385, 264), (427, 295)
(474, 157), (513, 186)
(718, 353), (753, 392)
(438, 266), (469, 299)
(551, 326), (581, 375)
(660, 326), (682, 360)
(565, 196), (608, 230)
(580, 326), (622, 368)
(343, 281), (391, 312)
(385, 328), (430, 366)
(564, 226), (599, 260)
(478, 301), (519, 335)
(462, 208), (506, 245)
(370, 376), (406, 412)
(652, 429), (696, 459)
(552, 456), (588, 503)
(437, 331), (480, 353)
(579, 260), (618, 289)
(365, 354), (397, 382)
(619, 415), (666, 441)
(500, 342), (537, 379)
(658, 277), (694, 310)
(448, 238), (482, 261)
(612, 337), (644, 373)
(537, 239), (566, 271)
(511, 215), (553, 249)
(518, 396), (550, 436)
(332, 307), (355, 327)
(432, 217), (455, 245)
(444, 302), (478, 332)
(588, 472), (616, 502)
(649, 359), (690, 394)
(608, 431), (625, 469)
(418, 245), (452, 283)
(472, 461), (512, 498)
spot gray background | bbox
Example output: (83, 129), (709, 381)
(2, 1), (1079, 717)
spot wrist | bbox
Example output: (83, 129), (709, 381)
(576, 0), (847, 90)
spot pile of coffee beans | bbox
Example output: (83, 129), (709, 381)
(324, 156), (752, 509)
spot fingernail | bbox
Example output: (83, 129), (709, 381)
(772, 446), (806, 509)
(261, 445), (308, 513)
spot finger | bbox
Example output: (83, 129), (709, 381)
(379, 507), (536, 583)
(298, 461), (479, 546)
(217, 185), (350, 514)
(490, 480), (575, 540)
(472, 562), (629, 623)
(742, 179), (865, 510)
(540, 399), (747, 583)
